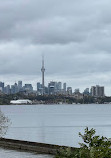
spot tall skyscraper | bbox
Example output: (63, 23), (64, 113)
(0, 82), (4, 92)
(91, 85), (104, 97)
(63, 83), (66, 94)
(23, 84), (33, 92)
(67, 87), (72, 95)
(41, 56), (45, 94)
(83, 88), (90, 95)
(11, 83), (18, 94)
(37, 82), (41, 91)
(57, 82), (62, 91)
(18, 81), (22, 91)
(95, 85), (104, 97)
(91, 86), (96, 96)
(4, 85), (10, 94)
(48, 81), (56, 95)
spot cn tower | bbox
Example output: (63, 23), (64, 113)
(41, 56), (45, 94)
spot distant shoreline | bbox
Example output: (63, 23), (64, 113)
(0, 103), (111, 106)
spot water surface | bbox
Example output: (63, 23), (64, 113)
(0, 148), (53, 158)
(0, 104), (111, 147)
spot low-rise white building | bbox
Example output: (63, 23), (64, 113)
(10, 99), (32, 104)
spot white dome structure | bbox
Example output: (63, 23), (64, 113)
(10, 99), (32, 104)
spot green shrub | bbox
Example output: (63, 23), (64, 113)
(0, 110), (10, 137)
(55, 127), (111, 158)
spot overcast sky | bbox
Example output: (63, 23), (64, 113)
(0, 0), (111, 95)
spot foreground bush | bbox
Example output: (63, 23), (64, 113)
(0, 110), (10, 137)
(55, 127), (111, 158)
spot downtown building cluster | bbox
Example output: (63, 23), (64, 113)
(37, 81), (68, 95)
(0, 80), (105, 98)
(0, 81), (33, 95)
(0, 80), (70, 96)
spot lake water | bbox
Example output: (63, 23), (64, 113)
(0, 104), (111, 147)
(0, 148), (53, 158)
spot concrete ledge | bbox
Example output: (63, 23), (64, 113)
(0, 138), (77, 155)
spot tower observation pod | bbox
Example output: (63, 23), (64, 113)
(41, 56), (45, 95)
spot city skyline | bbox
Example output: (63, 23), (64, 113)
(0, 80), (105, 98)
(0, 57), (105, 96)
(0, 0), (111, 95)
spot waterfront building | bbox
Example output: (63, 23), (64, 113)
(18, 81), (22, 91)
(73, 88), (83, 99)
(0, 82), (4, 92)
(67, 87), (72, 95)
(100, 86), (104, 97)
(55, 82), (62, 94)
(48, 81), (58, 95)
(74, 92), (83, 100)
(83, 88), (90, 96)
(4, 85), (10, 94)
(44, 86), (48, 94)
(37, 82), (41, 91)
(95, 85), (104, 97)
(11, 85), (15, 94)
(10, 99), (32, 104)
(63, 83), (66, 94)
(11, 83), (18, 94)
(48, 81), (55, 95)
(14, 83), (18, 93)
(37, 88), (43, 95)
(91, 86), (96, 97)
(91, 85), (104, 97)
(75, 89), (80, 93)
(23, 84), (33, 93)
(0, 87), (2, 92)
(57, 82), (62, 91)
(37, 82), (43, 95)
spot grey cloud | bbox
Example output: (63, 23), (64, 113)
(0, 0), (111, 44)
(0, 42), (111, 76)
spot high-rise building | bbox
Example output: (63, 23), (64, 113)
(99, 86), (104, 97)
(11, 83), (18, 94)
(11, 85), (15, 94)
(91, 85), (104, 97)
(4, 85), (10, 94)
(15, 83), (18, 93)
(95, 85), (104, 97)
(67, 87), (72, 95)
(37, 82), (43, 95)
(83, 88), (90, 95)
(91, 86), (96, 96)
(18, 81), (22, 91)
(0, 82), (4, 92)
(57, 82), (62, 91)
(75, 89), (80, 93)
(63, 83), (66, 94)
(23, 84), (33, 92)
(37, 82), (41, 91)
(48, 81), (57, 95)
